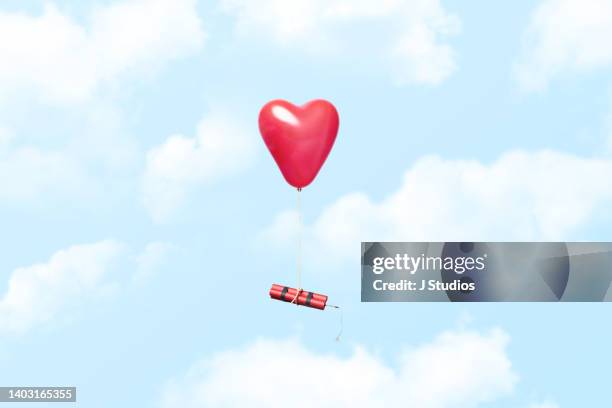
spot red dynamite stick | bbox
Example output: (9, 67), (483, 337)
(269, 284), (328, 310)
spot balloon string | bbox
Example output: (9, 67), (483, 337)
(327, 304), (343, 342)
(296, 187), (302, 293)
(291, 188), (303, 305)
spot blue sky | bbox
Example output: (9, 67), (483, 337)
(0, 0), (611, 407)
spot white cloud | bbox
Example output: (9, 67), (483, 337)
(516, 0), (612, 91)
(0, 0), (205, 104)
(142, 111), (256, 222)
(0, 240), (124, 334)
(0, 102), (142, 207)
(0, 0), (205, 206)
(161, 328), (517, 407)
(261, 150), (612, 261)
(221, 0), (461, 85)
(134, 241), (175, 283)
(0, 240), (166, 334)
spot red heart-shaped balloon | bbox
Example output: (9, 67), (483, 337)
(259, 99), (339, 189)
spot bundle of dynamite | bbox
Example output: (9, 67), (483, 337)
(269, 284), (328, 310)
